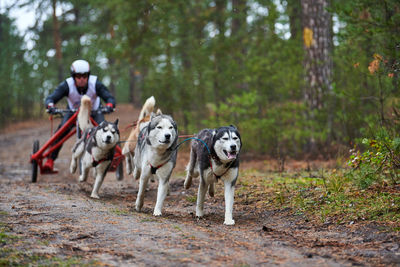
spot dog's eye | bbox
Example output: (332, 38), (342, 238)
(111, 129), (115, 133)
(233, 137), (238, 140)
(169, 126), (173, 129)
(157, 126), (162, 129)
(222, 137), (229, 141)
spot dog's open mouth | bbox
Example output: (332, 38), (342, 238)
(223, 150), (237, 159)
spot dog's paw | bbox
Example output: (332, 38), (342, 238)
(195, 209), (204, 218)
(223, 219), (235, 225)
(78, 175), (85, 182)
(153, 210), (162, 216)
(90, 193), (100, 199)
(135, 203), (143, 212)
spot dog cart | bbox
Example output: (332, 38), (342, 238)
(29, 108), (124, 183)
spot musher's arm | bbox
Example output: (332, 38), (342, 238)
(95, 80), (116, 108)
(45, 81), (69, 107)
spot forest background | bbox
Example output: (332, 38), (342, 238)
(1, 0), (399, 163)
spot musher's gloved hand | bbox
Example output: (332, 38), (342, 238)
(104, 103), (114, 114)
(46, 103), (56, 114)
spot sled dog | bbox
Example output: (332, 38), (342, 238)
(70, 119), (120, 199)
(133, 113), (178, 216)
(184, 125), (241, 225)
(122, 96), (156, 175)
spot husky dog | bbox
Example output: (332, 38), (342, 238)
(70, 119), (120, 199)
(184, 126), (241, 225)
(133, 114), (178, 216)
(122, 96), (156, 175)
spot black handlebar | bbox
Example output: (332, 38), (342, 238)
(47, 107), (114, 116)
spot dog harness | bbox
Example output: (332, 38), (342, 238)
(92, 156), (111, 167)
(209, 155), (234, 180)
(149, 161), (168, 174)
(85, 130), (113, 167)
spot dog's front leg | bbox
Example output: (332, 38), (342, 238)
(135, 166), (151, 212)
(223, 179), (236, 226)
(153, 166), (172, 216)
(132, 165), (141, 180)
(196, 174), (208, 218)
(91, 162), (110, 199)
(79, 154), (91, 182)
(70, 140), (84, 174)
(184, 149), (197, 189)
(125, 152), (133, 175)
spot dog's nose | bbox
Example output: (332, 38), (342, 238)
(230, 145), (237, 151)
(106, 135), (112, 141)
(165, 134), (171, 140)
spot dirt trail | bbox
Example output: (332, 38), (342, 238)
(0, 105), (399, 266)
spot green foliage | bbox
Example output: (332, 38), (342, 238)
(237, 169), (400, 225)
(348, 128), (400, 189)
(1, 0), (400, 158)
(202, 91), (316, 157)
(0, 13), (39, 126)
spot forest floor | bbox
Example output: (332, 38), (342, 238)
(0, 104), (399, 266)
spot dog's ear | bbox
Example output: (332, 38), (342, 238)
(99, 121), (106, 127)
(229, 124), (237, 130)
(156, 109), (162, 115)
(114, 118), (119, 126)
(211, 128), (218, 143)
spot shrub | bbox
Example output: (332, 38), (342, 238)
(348, 128), (400, 188)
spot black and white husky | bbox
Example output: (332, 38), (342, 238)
(133, 114), (178, 216)
(70, 119), (120, 199)
(184, 126), (241, 225)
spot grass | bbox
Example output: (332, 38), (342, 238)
(0, 215), (100, 266)
(236, 168), (400, 227)
(109, 207), (132, 216)
(185, 195), (197, 203)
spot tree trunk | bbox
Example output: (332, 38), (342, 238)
(108, 26), (116, 97)
(287, 0), (302, 40)
(301, 0), (333, 151)
(212, 0), (226, 105)
(231, 0), (248, 92)
(52, 0), (63, 82)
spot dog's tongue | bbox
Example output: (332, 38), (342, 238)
(228, 152), (236, 159)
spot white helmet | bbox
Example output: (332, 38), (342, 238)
(70, 59), (90, 77)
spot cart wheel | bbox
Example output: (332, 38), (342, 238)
(31, 140), (39, 183)
(116, 162), (124, 181)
